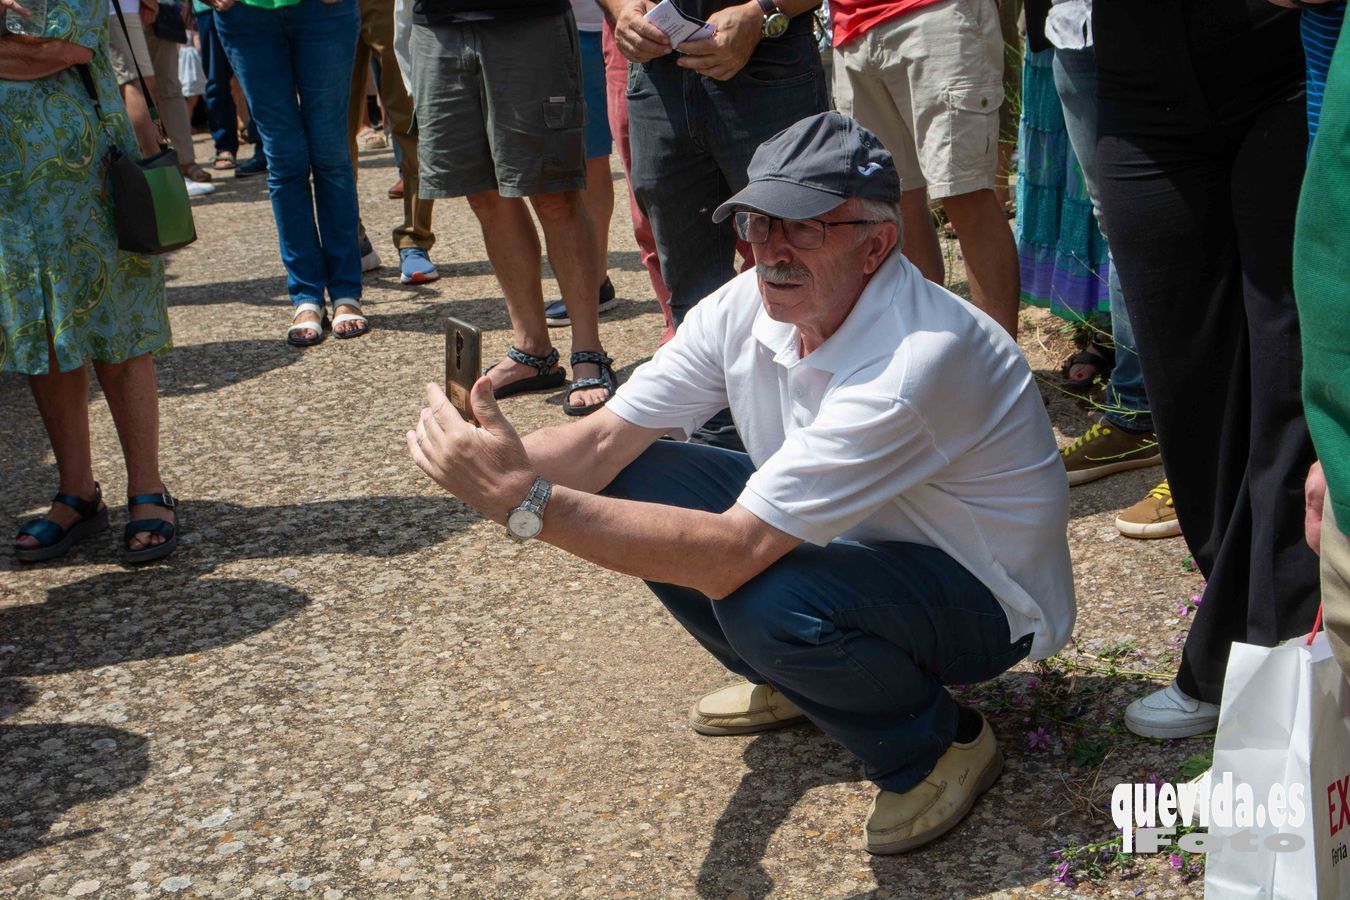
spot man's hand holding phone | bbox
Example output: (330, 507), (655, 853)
(407, 380), (536, 524)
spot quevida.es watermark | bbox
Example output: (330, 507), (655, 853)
(1112, 771), (1308, 855)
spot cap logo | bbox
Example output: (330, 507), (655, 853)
(856, 162), (882, 177)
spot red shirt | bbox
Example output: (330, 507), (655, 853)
(829, 0), (948, 48)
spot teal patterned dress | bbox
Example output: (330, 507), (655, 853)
(0, 0), (168, 375)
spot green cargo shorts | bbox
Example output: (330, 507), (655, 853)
(410, 12), (587, 199)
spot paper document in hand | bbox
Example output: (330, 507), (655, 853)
(644, 0), (715, 48)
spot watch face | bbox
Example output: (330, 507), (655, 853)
(507, 508), (543, 540)
(764, 12), (789, 38)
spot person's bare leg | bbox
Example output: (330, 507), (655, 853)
(900, 186), (945, 285)
(92, 353), (169, 551)
(942, 187), (1020, 337)
(466, 190), (558, 391)
(16, 345), (97, 550)
(121, 75), (161, 157)
(582, 155), (614, 285)
(531, 190), (607, 410)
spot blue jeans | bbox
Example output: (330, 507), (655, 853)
(1053, 47), (1153, 433)
(601, 441), (1033, 793)
(216, 0), (362, 309)
(196, 10), (241, 157)
(626, 35), (827, 323)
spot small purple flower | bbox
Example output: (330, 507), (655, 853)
(1169, 853), (1183, 869)
(1052, 861), (1075, 886)
(1176, 600), (1192, 617)
(1147, 771), (1163, 787)
(1027, 726), (1051, 750)
(1028, 677), (1039, 691)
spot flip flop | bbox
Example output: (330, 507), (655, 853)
(486, 346), (566, 398)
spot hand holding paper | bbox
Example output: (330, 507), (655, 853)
(645, 0), (716, 47)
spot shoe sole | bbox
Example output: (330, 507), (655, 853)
(1115, 517), (1182, 539)
(1123, 715), (1217, 740)
(15, 507), (109, 562)
(125, 529), (178, 565)
(400, 270), (441, 285)
(690, 710), (809, 737)
(546, 297), (620, 328)
(1066, 454), (1161, 486)
(865, 747), (1003, 855)
(361, 251), (382, 273)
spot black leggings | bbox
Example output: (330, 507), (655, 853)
(1096, 97), (1321, 702)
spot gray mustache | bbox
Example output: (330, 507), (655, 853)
(756, 262), (812, 282)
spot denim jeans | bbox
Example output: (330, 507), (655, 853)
(196, 10), (239, 157)
(1053, 47), (1153, 433)
(216, 0), (362, 309)
(601, 440), (1034, 793)
(626, 34), (827, 323)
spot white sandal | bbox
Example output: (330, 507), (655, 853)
(287, 302), (328, 347)
(331, 300), (370, 340)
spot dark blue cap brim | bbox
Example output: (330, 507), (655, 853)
(711, 179), (848, 224)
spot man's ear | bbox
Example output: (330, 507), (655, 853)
(861, 221), (900, 275)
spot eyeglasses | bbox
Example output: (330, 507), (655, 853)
(733, 211), (886, 250)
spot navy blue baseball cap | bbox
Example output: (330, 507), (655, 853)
(712, 111), (900, 223)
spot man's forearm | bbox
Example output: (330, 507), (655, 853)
(536, 488), (774, 599)
(521, 409), (664, 495)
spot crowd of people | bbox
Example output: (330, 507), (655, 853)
(4, 0), (1349, 859)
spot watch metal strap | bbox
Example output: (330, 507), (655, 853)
(521, 476), (552, 515)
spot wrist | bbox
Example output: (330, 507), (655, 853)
(497, 471), (541, 524)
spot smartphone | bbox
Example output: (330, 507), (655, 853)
(444, 317), (482, 424)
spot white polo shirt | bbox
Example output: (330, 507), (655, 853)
(606, 250), (1076, 660)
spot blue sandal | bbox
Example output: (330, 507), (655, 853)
(124, 489), (178, 565)
(564, 350), (618, 417)
(14, 484), (109, 562)
(486, 346), (567, 398)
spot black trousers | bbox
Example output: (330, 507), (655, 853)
(1096, 97), (1321, 703)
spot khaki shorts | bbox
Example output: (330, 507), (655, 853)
(410, 11), (586, 199)
(833, 0), (1004, 199)
(107, 13), (155, 87)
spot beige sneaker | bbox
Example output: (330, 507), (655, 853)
(1115, 480), (1182, 539)
(689, 682), (807, 736)
(1061, 420), (1161, 486)
(865, 712), (1002, 854)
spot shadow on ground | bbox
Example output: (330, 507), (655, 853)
(0, 569), (310, 861)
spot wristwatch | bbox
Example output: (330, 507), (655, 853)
(756, 0), (789, 39)
(505, 475), (552, 542)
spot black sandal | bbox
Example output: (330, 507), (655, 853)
(564, 350), (618, 417)
(1061, 342), (1115, 394)
(14, 484), (109, 563)
(124, 489), (178, 565)
(486, 346), (567, 398)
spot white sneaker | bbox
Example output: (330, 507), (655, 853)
(184, 179), (216, 199)
(1124, 682), (1219, 739)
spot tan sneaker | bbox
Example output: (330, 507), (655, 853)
(689, 682), (807, 736)
(1060, 420), (1161, 486)
(864, 712), (1002, 854)
(1115, 480), (1182, 539)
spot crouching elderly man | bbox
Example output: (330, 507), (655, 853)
(407, 111), (1075, 852)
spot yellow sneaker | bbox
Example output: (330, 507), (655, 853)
(1115, 480), (1182, 539)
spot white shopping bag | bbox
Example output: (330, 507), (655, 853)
(1205, 631), (1350, 899)
(178, 45), (206, 99)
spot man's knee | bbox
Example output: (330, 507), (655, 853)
(716, 561), (824, 668)
(530, 190), (585, 225)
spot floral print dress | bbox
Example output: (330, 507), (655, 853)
(0, 0), (168, 375)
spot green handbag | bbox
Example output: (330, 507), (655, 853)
(75, 8), (196, 255)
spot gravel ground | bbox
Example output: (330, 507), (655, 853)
(1, 140), (1209, 898)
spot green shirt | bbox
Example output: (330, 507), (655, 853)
(1294, 24), (1350, 534)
